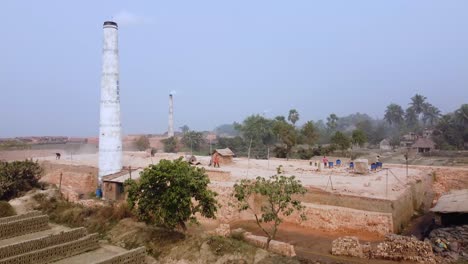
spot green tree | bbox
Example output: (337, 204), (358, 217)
(405, 107), (419, 130)
(233, 175), (306, 249)
(331, 131), (351, 152)
(422, 103), (441, 127)
(161, 136), (178, 153)
(0, 160), (43, 200)
(180, 125), (190, 134)
(410, 94), (427, 117)
(454, 104), (468, 126)
(274, 116), (286, 122)
(217, 136), (248, 156)
(288, 109), (300, 126)
(351, 129), (367, 148)
(384, 104), (404, 127)
(272, 119), (297, 159)
(134, 135), (150, 151)
(433, 113), (466, 150)
(235, 115), (275, 146)
(125, 158), (218, 231)
(326, 114), (339, 132)
(181, 130), (205, 151)
(300, 121), (319, 146)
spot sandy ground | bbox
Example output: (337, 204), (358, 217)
(35, 151), (425, 200)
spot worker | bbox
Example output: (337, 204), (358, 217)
(213, 154), (220, 168)
(322, 156), (328, 167)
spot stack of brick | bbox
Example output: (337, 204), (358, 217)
(331, 236), (364, 258)
(374, 234), (436, 264)
(243, 232), (296, 257)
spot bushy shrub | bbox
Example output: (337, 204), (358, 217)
(0, 159), (43, 200)
(0, 201), (16, 217)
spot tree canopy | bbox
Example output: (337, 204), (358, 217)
(181, 130), (205, 151)
(0, 160), (43, 200)
(233, 174), (306, 249)
(125, 158), (218, 231)
(288, 109), (300, 126)
(331, 131), (351, 152)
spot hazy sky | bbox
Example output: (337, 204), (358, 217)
(1, 1), (467, 137)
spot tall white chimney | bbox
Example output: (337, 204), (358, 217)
(168, 94), (174, 137)
(98, 21), (122, 182)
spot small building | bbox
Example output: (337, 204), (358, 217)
(102, 168), (143, 201)
(379, 139), (392, 151)
(400, 132), (417, 147)
(412, 138), (435, 153)
(213, 148), (235, 164)
(431, 189), (468, 226)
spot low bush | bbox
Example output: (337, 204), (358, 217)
(33, 193), (133, 235)
(0, 201), (16, 217)
(0, 159), (43, 200)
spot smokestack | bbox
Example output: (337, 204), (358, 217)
(98, 21), (122, 183)
(168, 94), (174, 137)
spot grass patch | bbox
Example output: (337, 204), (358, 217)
(32, 193), (132, 236)
(207, 235), (255, 257)
(0, 201), (16, 217)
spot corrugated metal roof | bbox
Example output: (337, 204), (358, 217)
(102, 168), (144, 183)
(430, 189), (468, 214)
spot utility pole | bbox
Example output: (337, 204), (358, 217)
(209, 138), (212, 155)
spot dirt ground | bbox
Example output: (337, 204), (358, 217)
(3, 149), (468, 264)
(231, 221), (414, 264)
(31, 151), (424, 201)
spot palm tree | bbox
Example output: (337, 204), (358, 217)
(410, 94), (427, 117)
(384, 103), (404, 126)
(288, 109), (300, 126)
(326, 114), (339, 131)
(455, 104), (468, 125)
(405, 107), (418, 128)
(422, 103), (441, 127)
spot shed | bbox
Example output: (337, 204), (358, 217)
(102, 168), (143, 201)
(213, 148), (235, 164)
(430, 189), (468, 226)
(412, 138), (435, 153)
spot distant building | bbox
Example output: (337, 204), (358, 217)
(412, 138), (435, 153)
(400, 132), (417, 148)
(213, 148), (235, 164)
(379, 139), (392, 151)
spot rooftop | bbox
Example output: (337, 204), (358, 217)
(430, 189), (468, 214)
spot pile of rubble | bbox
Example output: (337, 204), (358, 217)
(374, 234), (436, 263)
(332, 234), (436, 263)
(428, 225), (468, 263)
(331, 236), (364, 258)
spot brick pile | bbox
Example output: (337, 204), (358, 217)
(374, 234), (436, 264)
(331, 236), (364, 258)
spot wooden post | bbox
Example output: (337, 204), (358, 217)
(385, 169), (388, 198)
(247, 138), (253, 176)
(58, 172), (63, 197)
